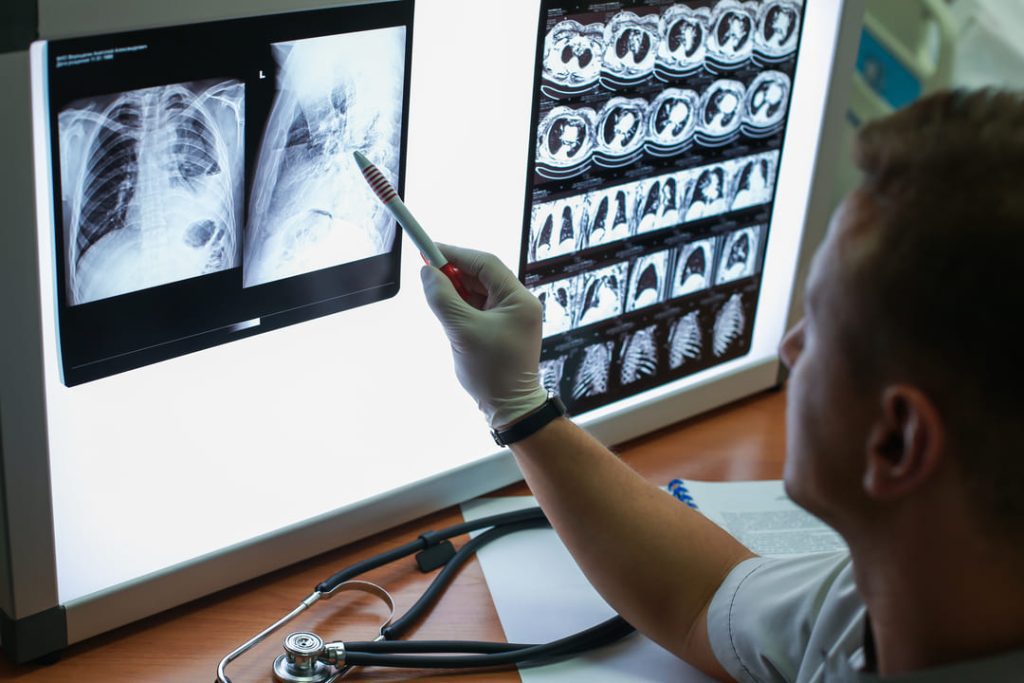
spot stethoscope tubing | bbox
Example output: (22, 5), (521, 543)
(217, 506), (636, 681)
(338, 507), (635, 667)
(339, 615), (634, 667)
(315, 506), (551, 595)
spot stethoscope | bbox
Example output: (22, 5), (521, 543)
(216, 506), (635, 682)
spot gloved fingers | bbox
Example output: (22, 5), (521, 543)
(436, 243), (520, 295)
(421, 263), (489, 313)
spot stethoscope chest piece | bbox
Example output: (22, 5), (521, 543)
(273, 632), (333, 683)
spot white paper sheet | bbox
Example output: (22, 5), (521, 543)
(461, 496), (715, 682)
(672, 479), (847, 556)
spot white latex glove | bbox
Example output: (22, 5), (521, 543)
(420, 244), (549, 429)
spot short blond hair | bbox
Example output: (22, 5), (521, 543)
(847, 90), (1024, 535)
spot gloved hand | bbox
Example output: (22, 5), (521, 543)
(420, 244), (549, 429)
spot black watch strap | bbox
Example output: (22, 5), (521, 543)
(491, 394), (567, 447)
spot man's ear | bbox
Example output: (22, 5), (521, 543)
(863, 385), (946, 500)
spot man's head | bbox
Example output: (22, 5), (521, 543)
(782, 90), (1024, 544)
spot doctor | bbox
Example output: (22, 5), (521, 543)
(420, 89), (1024, 682)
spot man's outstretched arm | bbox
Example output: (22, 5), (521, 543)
(421, 244), (753, 679)
(512, 416), (752, 678)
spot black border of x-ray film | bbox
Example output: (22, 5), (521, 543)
(520, 0), (803, 416)
(43, 1), (415, 387)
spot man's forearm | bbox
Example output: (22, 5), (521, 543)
(510, 416), (753, 676)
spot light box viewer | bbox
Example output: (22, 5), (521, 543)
(0, 0), (863, 662)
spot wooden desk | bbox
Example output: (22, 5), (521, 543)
(0, 389), (786, 682)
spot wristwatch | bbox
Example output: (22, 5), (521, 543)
(490, 393), (567, 447)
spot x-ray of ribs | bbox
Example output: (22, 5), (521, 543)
(539, 357), (566, 396)
(620, 325), (658, 385)
(245, 27), (405, 287)
(713, 293), (746, 357)
(669, 310), (702, 369)
(58, 80), (244, 304)
(570, 342), (614, 401)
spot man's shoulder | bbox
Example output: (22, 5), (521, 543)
(707, 551), (866, 683)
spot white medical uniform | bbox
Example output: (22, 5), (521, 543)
(708, 552), (1024, 682)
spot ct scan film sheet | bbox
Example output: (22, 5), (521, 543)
(42, 3), (413, 386)
(522, 0), (803, 415)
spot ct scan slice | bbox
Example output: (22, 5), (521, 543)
(716, 225), (763, 284)
(594, 97), (648, 167)
(671, 238), (717, 298)
(534, 276), (578, 338)
(601, 12), (659, 88)
(646, 88), (700, 157)
(754, 0), (801, 62)
(575, 262), (629, 328)
(582, 187), (634, 248)
(542, 19), (605, 97)
(706, 0), (756, 70)
(626, 251), (670, 312)
(536, 105), (597, 180)
(655, 5), (711, 79)
(743, 71), (790, 137)
(529, 196), (587, 262)
(729, 152), (776, 210)
(697, 79), (746, 146)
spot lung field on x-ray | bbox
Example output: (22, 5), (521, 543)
(58, 79), (244, 305)
(244, 26), (405, 287)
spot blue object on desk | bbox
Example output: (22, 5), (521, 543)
(668, 479), (699, 509)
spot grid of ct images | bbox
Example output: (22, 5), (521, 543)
(521, 0), (803, 415)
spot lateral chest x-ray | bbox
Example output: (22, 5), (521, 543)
(522, 0), (803, 415)
(44, 5), (412, 386)
(245, 29), (403, 287)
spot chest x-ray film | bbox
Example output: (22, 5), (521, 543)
(524, 0), (799, 415)
(58, 80), (245, 305)
(39, 3), (412, 386)
(245, 29), (404, 287)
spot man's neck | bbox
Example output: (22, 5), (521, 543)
(849, 507), (1024, 675)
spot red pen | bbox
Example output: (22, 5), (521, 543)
(353, 150), (471, 302)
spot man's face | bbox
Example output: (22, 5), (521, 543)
(780, 194), (876, 528)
